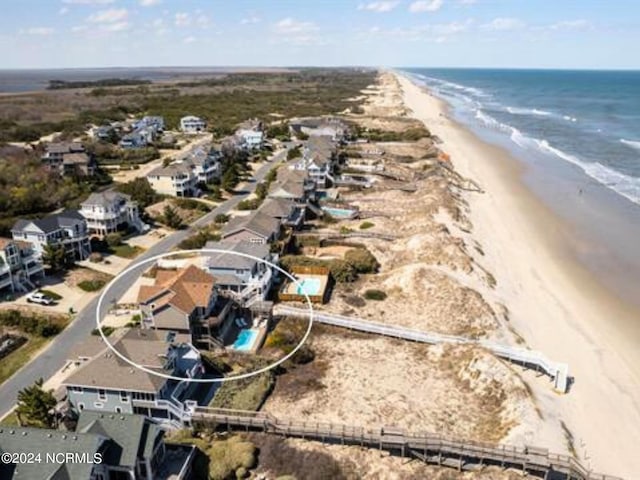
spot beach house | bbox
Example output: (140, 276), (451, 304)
(63, 329), (213, 427)
(41, 142), (96, 177)
(146, 162), (198, 197)
(180, 116), (206, 134)
(259, 197), (305, 228)
(221, 210), (281, 244)
(80, 191), (144, 237)
(236, 128), (264, 150)
(11, 210), (91, 261)
(0, 238), (45, 293)
(0, 411), (195, 480)
(289, 117), (349, 141)
(188, 148), (222, 184)
(268, 168), (316, 203)
(202, 240), (276, 302)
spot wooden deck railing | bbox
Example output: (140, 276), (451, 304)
(189, 407), (622, 480)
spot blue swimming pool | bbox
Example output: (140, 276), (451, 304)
(233, 329), (258, 351)
(321, 206), (356, 219)
(296, 278), (322, 296)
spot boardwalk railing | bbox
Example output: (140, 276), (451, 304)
(189, 407), (621, 480)
(273, 305), (569, 393)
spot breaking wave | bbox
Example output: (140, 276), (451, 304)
(620, 139), (640, 151)
(474, 110), (640, 205)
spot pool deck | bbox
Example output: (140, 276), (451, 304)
(279, 271), (331, 304)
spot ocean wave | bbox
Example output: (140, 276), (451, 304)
(620, 139), (640, 151)
(533, 140), (640, 205)
(563, 115), (578, 122)
(506, 106), (552, 116)
(474, 110), (640, 205)
(423, 76), (490, 98)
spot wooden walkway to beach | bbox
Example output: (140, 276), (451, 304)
(190, 407), (620, 480)
(273, 305), (569, 393)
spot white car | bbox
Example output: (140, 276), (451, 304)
(26, 292), (54, 306)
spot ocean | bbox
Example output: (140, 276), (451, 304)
(403, 68), (640, 207)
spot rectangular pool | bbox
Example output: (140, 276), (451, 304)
(321, 206), (356, 219)
(296, 278), (322, 296)
(232, 328), (259, 351)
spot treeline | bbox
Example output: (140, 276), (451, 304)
(142, 70), (376, 131)
(1, 69), (375, 144)
(0, 105), (136, 143)
(0, 146), (96, 236)
(48, 78), (152, 90)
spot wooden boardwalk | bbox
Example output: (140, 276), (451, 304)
(273, 305), (569, 393)
(190, 407), (621, 480)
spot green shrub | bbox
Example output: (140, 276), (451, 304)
(208, 436), (256, 480)
(174, 198), (210, 212)
(0, 310), (63, 338)
(344, 248), (379, 274)
(359, 221), (374, 230)
(91, 326), (114, 336)
(77, 279), (106, 292)
(210, 371), (274, 411)
(105, 232), (123, 247)
(236, 198), (261, 211)
(339, 226), (354, 234)
(364, 289), (387, 301)
(214, 213), (230, 224)
(38, 290), (62, 301)
(328, 259), (357, 283)
(178, 229), (220, 250)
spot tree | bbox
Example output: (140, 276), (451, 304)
(286, 146), (302, 161)
(115, 177), (159, 208)
(105, 232), (123, 247)
(162, 204), (183, 229)
(221, 165), (239, 192)
(42, 243), (72, 273)
(16, 378), (57, 428)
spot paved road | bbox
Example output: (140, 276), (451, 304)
(0, 150), (286, 418)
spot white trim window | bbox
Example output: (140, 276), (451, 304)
(93, 402), (104, 409)
(98, 389), (107, 401)
(120, 391), (129, 403)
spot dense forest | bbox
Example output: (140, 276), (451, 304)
(0, 146), (107, 236)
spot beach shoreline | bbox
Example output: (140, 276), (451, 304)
(394, 71), (640, 478)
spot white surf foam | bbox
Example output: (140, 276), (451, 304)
(532, 140), (640, 205)
(474, 110), (640, 205)
(620, 139), (640, 151)
(506, 106), (552, 116)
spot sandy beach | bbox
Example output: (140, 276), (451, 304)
(394, 72), (640, 478)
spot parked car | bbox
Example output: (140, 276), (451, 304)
(26, 292), (54, 306)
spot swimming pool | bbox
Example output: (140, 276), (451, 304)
(296, 278), (322, 296)
(233, 329), (258, 351)
(321, 206), (356, 219)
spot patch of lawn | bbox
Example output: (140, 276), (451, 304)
(0, 336), (48, 385)
(77, 279), (107, 292)
(111, 243), (144, 259)
(0, 412), (20, 427)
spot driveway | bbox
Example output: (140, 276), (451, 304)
(0, 149), (286, 418)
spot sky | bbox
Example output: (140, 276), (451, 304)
(1, 0), (639, 70)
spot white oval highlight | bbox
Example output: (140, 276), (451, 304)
(95, 248), (314, 383)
